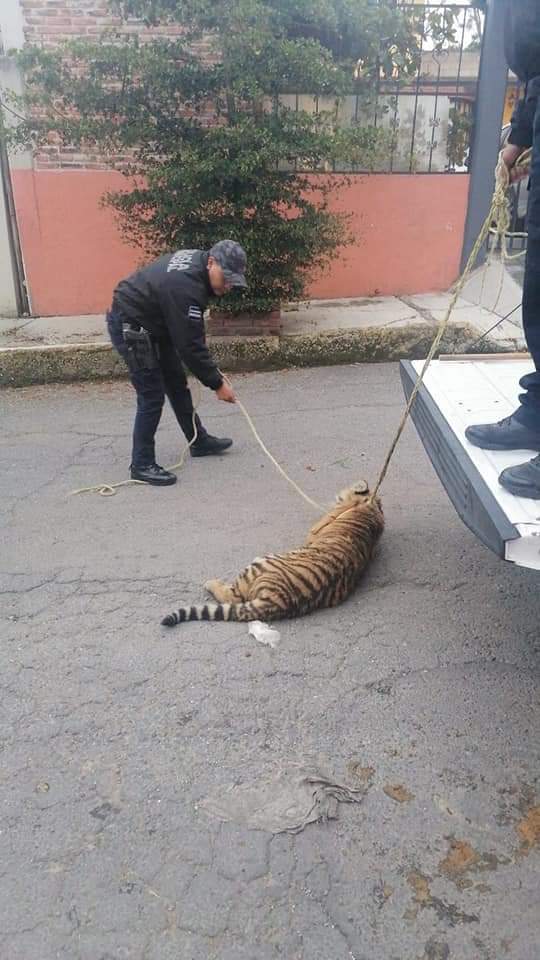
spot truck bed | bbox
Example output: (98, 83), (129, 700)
(400, 357), (540, 569)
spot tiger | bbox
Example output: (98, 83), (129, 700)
(161, 481), (384, 628)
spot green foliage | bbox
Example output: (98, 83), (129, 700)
(447, 106), (473, 171)
(8, 0), (430, 312)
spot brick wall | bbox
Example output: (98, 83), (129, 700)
(208, 308), (282, 338)
(21, 0), (118, 44)
(21, 0), (183, 46)
(20, 0), (191, 170)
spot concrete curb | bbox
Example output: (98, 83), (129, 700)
(0, 322), (512, 388)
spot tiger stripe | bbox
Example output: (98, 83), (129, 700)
(161, 485), (384, 629)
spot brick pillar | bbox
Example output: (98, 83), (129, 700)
(208, 307), (281, 337)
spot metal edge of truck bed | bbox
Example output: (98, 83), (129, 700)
(399, 359), (520, 559)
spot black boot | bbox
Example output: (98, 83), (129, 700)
(190, 433), (233, 457)
(499, 455), (540, 499)
(465, 414), (540, 451)
(130, 463), (177, 485)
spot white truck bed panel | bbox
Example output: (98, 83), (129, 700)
(400, 358), (540, 569)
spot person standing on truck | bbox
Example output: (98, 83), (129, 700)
(466, 0), (540, 499)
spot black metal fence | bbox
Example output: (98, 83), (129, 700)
(384, 2), (482, 174)
(287, 2), (486, 175)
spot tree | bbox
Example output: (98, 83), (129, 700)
(8, 0), (425, 314)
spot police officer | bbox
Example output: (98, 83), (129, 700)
(466, 1), (540, 498)
(107, 240), (247, 486)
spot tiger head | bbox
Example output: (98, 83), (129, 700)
(336, 480), (367, 500)
(308, 481), (383, 541)
(335, 481), (383, 515)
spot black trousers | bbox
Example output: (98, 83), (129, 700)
(107, 310), (205, 468)
(516, 95), (540, 428)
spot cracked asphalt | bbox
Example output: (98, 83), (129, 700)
(2, 363), (539, 960)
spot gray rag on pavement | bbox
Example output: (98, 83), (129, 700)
(200, 763), (370, 834)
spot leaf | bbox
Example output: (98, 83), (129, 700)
(383, 783), (414, 804)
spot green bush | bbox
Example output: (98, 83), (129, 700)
(9, 0), (430, 313)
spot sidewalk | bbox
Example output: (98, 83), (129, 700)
(0, 263), (525, 387)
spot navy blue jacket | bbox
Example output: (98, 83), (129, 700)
(503, 0), (540, 147)
(112, 249), (223, 390)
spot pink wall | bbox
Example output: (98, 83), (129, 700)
(309, 174), (469, 299)
(11, 169), (469, 316)
(12, 170), (139, 316)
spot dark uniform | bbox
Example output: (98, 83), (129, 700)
(504, 0), (540, 426)
(466, 1), (540, 497)
(107, 241), (247, 484)
(503, 0), (540, 105)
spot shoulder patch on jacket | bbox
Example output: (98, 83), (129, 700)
(188, 304), (203, 323)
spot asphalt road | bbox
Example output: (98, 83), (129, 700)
(2, 364), (539, 960)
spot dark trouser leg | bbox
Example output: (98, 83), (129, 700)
(516, 98), (540, 428)
(107, 311), (165, 467)
(159, 339), (207, 442)
(130, 367), (166, 467)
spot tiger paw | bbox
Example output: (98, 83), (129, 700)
(205, 579), (236, 602)
(204, 579), (226, 599)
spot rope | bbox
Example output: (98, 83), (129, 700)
(234, 397), (324, 511)
(69, 382), (202, 497)
(465, 302), (521, 353)
(369, 148), (531, 503)
(70, 375), (324, 510)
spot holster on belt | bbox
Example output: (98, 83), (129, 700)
(122, 323), (160, 373)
